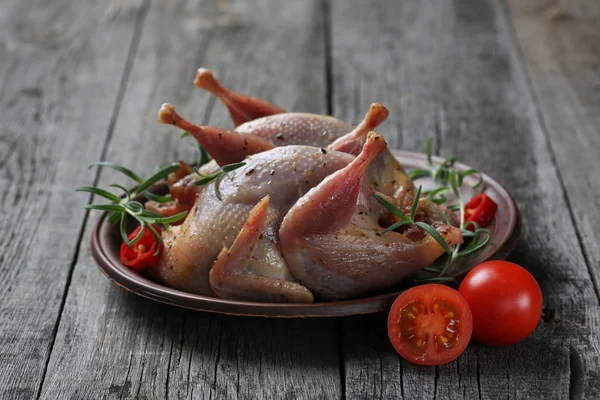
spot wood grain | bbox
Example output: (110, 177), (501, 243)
(0, 0), (147, 398)
(39, 1), (342, 399)
(330, 0), (600, 398)
(506, 2), (600, 397)
(507, 0), (600, 298)
(2, 0), (599, 398)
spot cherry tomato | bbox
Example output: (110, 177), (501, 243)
(458, 261), (542, 346)
(464, 193), (497, 231)
(119, 225), (162, 270)
(388, 284), (473, 366)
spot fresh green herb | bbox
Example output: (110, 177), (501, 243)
(407, 139), (483, 189)
(382, 139), (491, 282)
(76, 163), (188, 252)
(194, 162), (246, 201)
(374, 186), (452, 255)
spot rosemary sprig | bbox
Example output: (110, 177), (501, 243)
(374, 186), (452, 255)
(407, 139), (483, 189)
(404, 138), (491, 281)
(76, 162), (188, 252)
(194, 162), (246, 201)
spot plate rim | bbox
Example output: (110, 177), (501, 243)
(90, 150), (520, 318)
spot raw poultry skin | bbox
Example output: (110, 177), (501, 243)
(151, 131), (462, 302)
(153, 97), (412, 216)
(152, 144), (356, 301)
(149, 69), (463, 302)
(280, 134), (462, 299)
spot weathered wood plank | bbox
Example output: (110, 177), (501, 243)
(40, 1), (342, 399)
(506, 1), (600, 398)
(506, 0), (600, 301)
(0, 0), (148, 398)
(330, 0), (600, 398)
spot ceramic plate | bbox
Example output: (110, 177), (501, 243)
(90, 151), (519, 318)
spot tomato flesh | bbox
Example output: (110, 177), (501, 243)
(388, 284), (472, 366)
(119, 225), (162, 270)
(458, 261), (542, 346)
(464, 193), (497, 231)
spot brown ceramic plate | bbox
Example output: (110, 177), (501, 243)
(90, 150), (519, 318)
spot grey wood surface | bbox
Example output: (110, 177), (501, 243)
(331, 1), (600, 399)
(1, 0), (599, 399)
(0, 0), (148, 398)
(39, 1), (341, 399)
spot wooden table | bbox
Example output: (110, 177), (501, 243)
(2, 0), (599, 398)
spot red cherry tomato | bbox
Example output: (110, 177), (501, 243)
(458, 261), (542, 346)
(388, 284), (473, 366)
(119, 225), (162, 270)
(464, 193), (497, 231)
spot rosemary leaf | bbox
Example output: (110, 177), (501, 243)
(460, 230), (478, 238)
(124, 201), (145, 216)
(426, 138), (433, 164)
(374, 194), (411, 221)
(194, 171), (221, 186)
(86, 204), (125, 212)
(89, 162), (142, 183)
(109, 184), (132, 201)
(76, 186), (121, 202)
(463, 221), (481, 231)
(199, 146), (211, 167)
(135, 164), (180, 194)
(415, 222), (452, 255)
(434, 168), (449, 186)
(214, 175), (224, 201)
(379, 220), (412, 235)
(138, 209), (163, 219)
(107, 212), (121, 224)
(447, 204), (461, 212)
(129, 221), (146, 246)
(441, 155), (457, 168)
(156, 211), (188, 225)
(147, 224), (163, 255)
(143, 191), (173, 203)
(457, 232), (491, 257)
(459, 168), (481, 187)
(410, 185), (422, 222)
(449, 170), (461, 197)
(407, 169), (431, 180)
(120, 214), (130, 248)
(222, 161), (247, 173)
(426, 187), (450, 205)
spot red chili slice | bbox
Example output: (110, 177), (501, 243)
(463, 193), (497, 231)
(119, 225), (162, 270)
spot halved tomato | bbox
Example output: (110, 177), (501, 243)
(387, 284), (473, 366)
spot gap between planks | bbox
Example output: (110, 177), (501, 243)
(499, 0), (600, 304)
(34, 1), (152, 399)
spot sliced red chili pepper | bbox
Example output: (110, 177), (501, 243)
(464, 193), (497, 231)
(119, 225), (162, 270)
